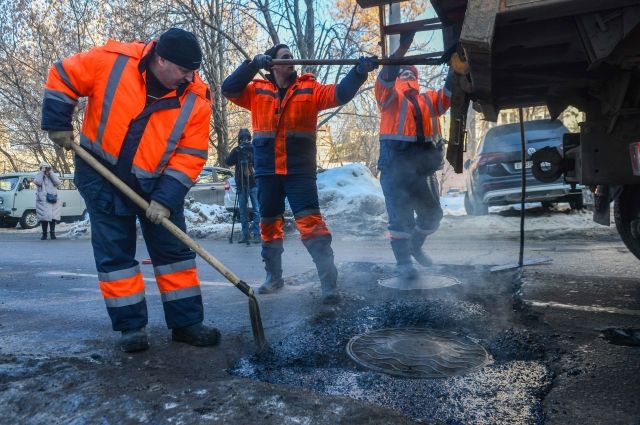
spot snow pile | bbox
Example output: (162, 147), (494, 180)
(441, 205), (605, 237)
(64, 215), (91, 239)
(317, 164), (387, 235)
(183, 198), (233, 239)
(440, 195), (466, 216)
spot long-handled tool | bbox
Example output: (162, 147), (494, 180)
(71, 143), (267, 351)
(269, 48), (455, 67)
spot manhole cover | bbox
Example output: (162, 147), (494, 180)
(346, 328), (490, 378)
(378, 273), (461, 291)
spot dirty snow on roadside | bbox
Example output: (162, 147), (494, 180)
(62, 163), (603, 240)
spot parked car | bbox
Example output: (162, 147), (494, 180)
(186, 166), (233, 206)
(0, 172), (86, 229)
(464, 120), (583, 215)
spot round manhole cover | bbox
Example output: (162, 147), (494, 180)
(378, 273), (461, 291)
(346, 328), (490, 378)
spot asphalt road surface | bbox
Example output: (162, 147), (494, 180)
(0, 212), (638, 424)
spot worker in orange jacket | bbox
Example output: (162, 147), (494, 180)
(222, 44), (377, 304)
(41, 28), (220, 352)
(375, 32), (453, 280)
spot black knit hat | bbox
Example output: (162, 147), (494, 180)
(264, 43), (289, 59)
(156, 28), (202, 70)
(238, 128), (252, 142)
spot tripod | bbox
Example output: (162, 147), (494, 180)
(229, 145), (252, 245)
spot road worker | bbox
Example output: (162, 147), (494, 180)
(41, 28), (219, 352)
(222, 44), (378, 304)
(375, 32), (453, 280)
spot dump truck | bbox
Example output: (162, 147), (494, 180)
(427, 0), (640, 260)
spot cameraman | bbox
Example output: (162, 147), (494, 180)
(225, 128), (260, 244)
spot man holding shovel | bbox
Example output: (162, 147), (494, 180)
(41, 28), (220, 352)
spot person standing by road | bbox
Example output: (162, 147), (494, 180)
(34, 161), (61, 240)
(225, 128), (260, 244)
(375, 32), (453, 280)
(222, 44), (378, 304)
(41, 28), (220, 353)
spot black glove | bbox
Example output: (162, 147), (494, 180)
(251, 54), (272, 70)
(355, 56), (379, 74)
(399, 31), (416, 48)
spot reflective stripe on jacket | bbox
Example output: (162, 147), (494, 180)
(41, 40), (212, 211)
(223, 65), (343, 177)
(374, 74), (452, 143)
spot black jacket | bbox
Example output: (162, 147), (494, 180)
(225, 144), (256, 190)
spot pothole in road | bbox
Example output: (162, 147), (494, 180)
(230, 263), (554, 424)
(346, 328), (490, 378)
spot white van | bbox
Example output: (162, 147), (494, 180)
(0, 172), (86, 229)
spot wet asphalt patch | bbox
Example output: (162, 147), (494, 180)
(230, 262), (555, 424)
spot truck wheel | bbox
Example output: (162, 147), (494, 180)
(19, 210), (39, 229)
(614, 185), (640, 261)
(464, 192), (488, 216)
(568, 194), (584, 210)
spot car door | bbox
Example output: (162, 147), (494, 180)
(13, 176), (36, 219)
(188, 171), (217, 204)
(57, 178), (86, 217)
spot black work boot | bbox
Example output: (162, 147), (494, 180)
(258, 244), (284, 294)
(172, 323), (221, 347)
(304, 235), (341, 305)
(410, 232), (432, 267)
(120, 328), (149, 353)
(41, 233), (47, 240)
(390, 239), (418, 281)
(50, 232), (56, 240)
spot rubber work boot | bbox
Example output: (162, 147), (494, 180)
(391, 239), (418, 280)
(304, 235), (341, 305)
(410, 232), (432, 267)
(258, 244), (284, 294)
(172, 323), (221, 347)
(120, 328), (149, 353)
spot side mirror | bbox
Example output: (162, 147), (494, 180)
(463, 159), (471, 170)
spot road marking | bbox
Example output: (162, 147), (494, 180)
(524, 299), (640, 316)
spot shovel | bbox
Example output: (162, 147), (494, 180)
(70, 143), (267, 352)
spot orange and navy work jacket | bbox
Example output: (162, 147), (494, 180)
(41, 40), (212, 211)
(222, 61), (365, 177)
(374, 70), (452, 143)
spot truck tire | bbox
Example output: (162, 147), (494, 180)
(568, 194), (584, 210)
(464, 192), (488, 216)
(614, 185), (640, 261)
(19, 210), (39, 229)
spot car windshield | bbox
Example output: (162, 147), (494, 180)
(0, 176), (19, 191)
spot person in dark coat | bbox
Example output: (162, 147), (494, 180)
(225, 128), (260, 244)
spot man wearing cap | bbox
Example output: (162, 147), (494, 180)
(375, 32), (454, 281)
(41, 28), (219, 352)
(222, 44), (377, 304)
